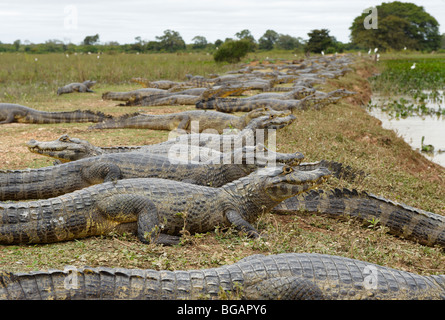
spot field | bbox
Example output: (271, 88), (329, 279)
(368, 52), (445, 117)
(0, 51), (444, 280)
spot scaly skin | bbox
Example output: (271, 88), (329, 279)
(274, 188), (445, 248)
(102, 88), (168, 101)
(0, 146), (305, 201)
(122, 86), (247, 107)
(27, 114), (296, 161)
(57, 80), (96, 95)
(0, 165), (330, 245)
(1, 253), (444, 300)
(0, 103), (111, 124)
(89, 108), (291, 133)
(196, 88), (355, 113)
(228, 86), (316, 101)
(130, 78), (181, 89)
(195, 96), (319, 112)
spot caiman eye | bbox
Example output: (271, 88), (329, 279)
(269, 114), (276, 119)
(282, 166), (293, 174)
(59, 135), (69, 142)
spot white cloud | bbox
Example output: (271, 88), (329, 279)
(0, 0), (443, 44)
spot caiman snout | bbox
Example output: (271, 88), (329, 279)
(26, 139), (37, 148)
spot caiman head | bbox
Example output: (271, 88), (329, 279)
(246, 113), (296, 131)
(26, 134), (101, 162)
(330, 88), (357, 97)
(226, 164), (331, 212)
(83, 80), (97, 88)
(259, 165), (330, 202)
(244, 107), (291, 123)
(216, 144), (304, 169)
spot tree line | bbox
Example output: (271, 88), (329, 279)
(0, 28), (351, 55)
(0, 2), (443, 56)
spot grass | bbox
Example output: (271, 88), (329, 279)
(369, 52), (445, 95)
(0, 52), (235, 103)
(0, 52), (444, 278)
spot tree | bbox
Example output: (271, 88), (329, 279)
(350, 2), (441, 51)
(83, 34), (100, 45)
(235, 29), (256, 51)
(305, 29), (334, 53)
(213, 40), (250, 63)
(191, 36), (208, 49)
(214, 39), (223, 48)
(156, 29), (186, 52)
(276, 34), (303, 51)
(13, 39), (21, 51)
(258, 30), (279, 50)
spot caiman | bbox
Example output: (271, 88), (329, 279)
(131, 78), (181, 89)
(57, 80), (96, 95)
(195, 95), (319, 113)
(242, 86), (316, 100)
(102, 88), (168, 102)
(274, 188), (445, 249)
(123, 85), (254, 107)
(0, 103), (111, 124)
(25, 135), (365, 182)
(1, 252), (444, 300)
(196, 88), (355, 113)
(0, 147), (305, 201)
(89, 108), (291, 133)
(0, 165), (330, 245)
(27, 114), (296, 162)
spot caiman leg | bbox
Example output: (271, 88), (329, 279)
(81, 162), (123, 184)
(176, 115), (191, 131)
(96, 194), (181, 245)
(226, 210), (261, 238)
(0, 113), (16, 124)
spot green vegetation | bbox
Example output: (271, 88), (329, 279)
(350, 1), (441, 51)
(373, 97), (445, 118)
(305, 29), (345, 54)
(368, 53), (445, 117)
(0, 52), (234, 102)
(213, 40), (251, 63)
(370, 55), (445, 94)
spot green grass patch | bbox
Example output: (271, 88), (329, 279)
(370, 54), (445, 95)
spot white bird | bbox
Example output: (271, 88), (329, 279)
(321, 51), (324, 56)
(368, 49), (371, 54)
(374, 48), (378, 53)
(404, 47), (407, 50)
(411, 63), (416, 69)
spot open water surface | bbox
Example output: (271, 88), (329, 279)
(368, 90), (445, 168)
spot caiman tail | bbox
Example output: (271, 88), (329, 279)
(0, 190), (124, 244)
(25, 110), (112, 123)
(274, 188), (445, 248)
(1, 253), (444, 300)
(0, 163), (89, 201)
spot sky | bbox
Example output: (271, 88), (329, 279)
(0, 0), (444, 45)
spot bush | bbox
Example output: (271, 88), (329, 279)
(213, 40), (250, 63)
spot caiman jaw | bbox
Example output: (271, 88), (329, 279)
(26, 135), (86, 162)
(265, 166), (331, 201)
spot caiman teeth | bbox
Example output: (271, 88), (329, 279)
(28, 146), (66, 152)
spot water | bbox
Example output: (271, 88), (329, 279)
(368, 90), (445, 168)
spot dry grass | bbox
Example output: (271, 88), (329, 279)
(0, 53), (444, 276)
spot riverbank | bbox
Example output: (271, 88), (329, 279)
(0, 53), (443, 277)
